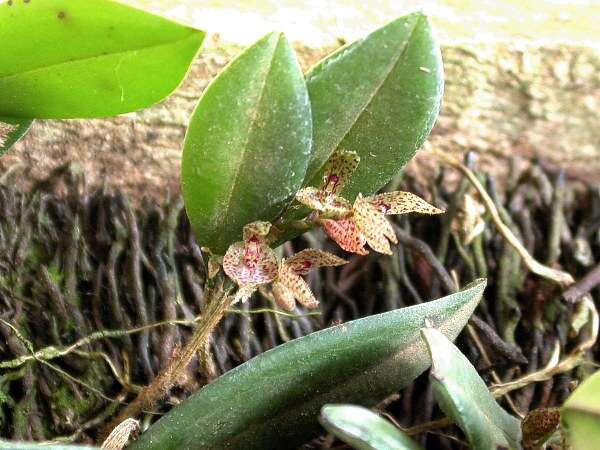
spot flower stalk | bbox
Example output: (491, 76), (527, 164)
(103, 283), (234, 437)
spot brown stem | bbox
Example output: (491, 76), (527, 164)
(102, 287), (233, 438)
(563, 263), (600, 303)
(403, 417), (454, 435)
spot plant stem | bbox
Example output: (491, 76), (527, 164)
(103, 286), (234, 437)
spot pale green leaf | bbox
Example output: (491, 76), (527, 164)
(0, 0), (204, 119)
(561, 370), (600, 450)
(320, 404), (422, 450)
(422, 327), (522, 450)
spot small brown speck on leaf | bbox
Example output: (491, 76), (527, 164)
(57, 10), (66, 19)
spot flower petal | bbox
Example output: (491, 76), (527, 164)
(279, 265), (319, 309)
(296, 187), (352, 219)
(222, 241), (278, 285)
(354, 194), (394, 255)
(272, 281), (296, 311)
(321, 150), (360, 195)
(369, 191), (444, 216)
(284, 249), (347, 275)
(296, 187), (328, 211)
(321, 218), (368, 255)
(242, 221), (272, 241)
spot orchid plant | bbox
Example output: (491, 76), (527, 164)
(111, 13), (448, 436)
(220, 150), (443, 312)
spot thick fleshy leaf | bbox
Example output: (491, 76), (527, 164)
(305, 12), (443, 199)
(182, 32), (312, 254)
(319, 404), (422, 450)
(0, 0), (204, 119)
(0, 117), (32, 157)
(422, 327), (522, 450)
(561, 370), (600, 450)
(130, 279), (486, 450)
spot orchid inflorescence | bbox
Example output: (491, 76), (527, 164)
(222, 150), (443, 309)
(296, 150), (444, 255)
(223, 221), (347, 309)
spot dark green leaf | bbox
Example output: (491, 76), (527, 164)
(181, 32), (312, 254)
(305, 12), (443, 199)
(422, 327), (522, 450)
(0, 0), (204, 119)
(131, 279), (486, 450)
(0, 117), (32, 157)
(320, 404), (422, 450)
(561, 370), (600, 450)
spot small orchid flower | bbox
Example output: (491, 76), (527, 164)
(296, 150), (444, 255)
(222, 221), (347, 309)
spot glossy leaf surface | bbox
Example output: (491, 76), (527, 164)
(422, 327), (522, 450)
(132, 279), (486, 450)
(0, 0), (204, 119)
(182, 32), (312, 254)
(319, 404), (422, 450)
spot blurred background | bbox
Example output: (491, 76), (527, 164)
(124, 0), (600, 46)
(3, 0), (599, 199)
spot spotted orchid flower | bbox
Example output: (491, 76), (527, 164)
(0, 122), (15, 148)
(222, 221), (347, 309)
(296, 150), (444, 255)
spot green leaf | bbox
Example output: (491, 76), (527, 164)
(181, 32), (312, 254)
(319, 404), (422, 450)
(421, 327), (522, 450)
(561, 370), (600, 450)
(0, 0), (204, 119)
(305, 12), (443, 199)
(130, 279), (486, 450)
(0, 117), (32, 157)
(0, 442), (96, 450)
